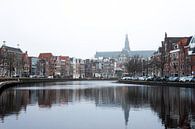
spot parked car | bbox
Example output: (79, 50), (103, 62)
(132, 76), (139, 80)
(30, 75), (37, 78)
(146, 76), (154, 81)
(190, 77), (195, 82)
(179, 76), (188, 82)
(160, 76), (169, 81)
(173, 77), (179, 82)
(185, 76), (194, 82)
(37, 75), (45, 78)
(153, 76), (162, 81)
(48, 76), (54, 79)
(121, 76), (131, 80)
(13, 74), (19, 78)
(168, 76), (179, 82)
(138, 76), (147, 81)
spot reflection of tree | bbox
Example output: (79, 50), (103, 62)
(0, 84), (195, 128)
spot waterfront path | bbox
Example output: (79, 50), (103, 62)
(118, 80), (195, 88)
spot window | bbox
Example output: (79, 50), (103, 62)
(174, 44), (178, 49)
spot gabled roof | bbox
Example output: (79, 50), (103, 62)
(38, 53), (53, 59)
(178, 37), (192, 46)
(166, 37), (188, 44)
(59, 56), (69, 61)
(1, 45), (23, 53)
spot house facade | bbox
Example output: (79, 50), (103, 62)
(0, 45), (23, 77)
(161, 33), (191, 76)
(38, 53), (55, 77)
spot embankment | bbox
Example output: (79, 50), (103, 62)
(118, 80), (195, 88)
(0, 78), (68, 91)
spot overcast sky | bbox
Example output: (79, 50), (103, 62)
(0, 0), (195, 59)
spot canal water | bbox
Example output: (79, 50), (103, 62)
(0, 81), (195, 129)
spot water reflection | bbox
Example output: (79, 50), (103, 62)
(0, 81), (195, 129)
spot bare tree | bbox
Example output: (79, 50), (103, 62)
(8, 53), (15, 77)
(150, 51), (165, 77)
(125, 55), (143, 76)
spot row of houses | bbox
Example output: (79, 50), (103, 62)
(150, 33), (195, 77)
(2, 33), (195, 79)
(0, 44), (117, 79)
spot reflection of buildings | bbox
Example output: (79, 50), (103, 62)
(1, 84), (195, 128)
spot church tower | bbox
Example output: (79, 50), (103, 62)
(122, 34), (130, 52)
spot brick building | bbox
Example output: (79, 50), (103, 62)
(38, 53), (55, 77)
(153, 33), (194, 77)
(162, 33), (190, 76)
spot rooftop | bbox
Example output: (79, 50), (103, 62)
(1, 45), (23, 53)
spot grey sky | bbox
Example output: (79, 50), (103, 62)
(0, 0), (195, 59)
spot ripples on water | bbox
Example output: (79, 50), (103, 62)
(0, 81), (195, 129)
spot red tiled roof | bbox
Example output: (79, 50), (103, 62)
(39, 53), (53, 59)
(59, 56), (69, 61)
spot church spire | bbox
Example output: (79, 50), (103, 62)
(123, 34), (130, 52)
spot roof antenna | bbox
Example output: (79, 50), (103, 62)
(17, 44), (20, 48)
